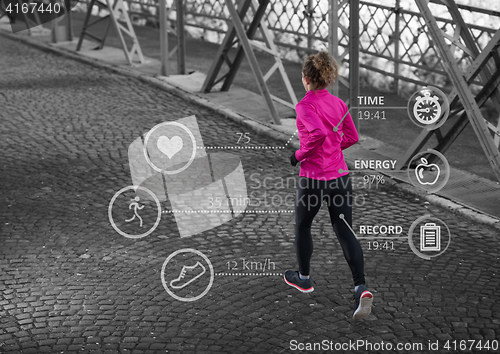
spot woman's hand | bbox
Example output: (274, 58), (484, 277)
(290, 151), (299, 167)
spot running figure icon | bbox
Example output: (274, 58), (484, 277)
(125, 196), (145, 227)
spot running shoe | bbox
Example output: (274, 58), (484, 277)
(352, 284), (373, 320)
(170, 261), (206, 289)
(284, 270), (314, 293)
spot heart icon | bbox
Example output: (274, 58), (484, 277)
(157, 136), (183, 159)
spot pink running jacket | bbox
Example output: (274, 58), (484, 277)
(294, 89), (359, 180)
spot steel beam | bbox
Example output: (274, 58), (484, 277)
(77, 0), (112, 51)
(329, 0), (340, 97)
(349, 0), (360, 131)
(415, 0), (500, 182)
(77, 0), (144, 65)
(201, 0), (251, 93)
(201, 0), (298, 125)
(224, 0), (281, 123)
(176, 0), (186, 75)
(159, 0), (169, 75)
(397, 14), (500, 174)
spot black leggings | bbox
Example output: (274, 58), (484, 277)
(294, 175), (365, 286)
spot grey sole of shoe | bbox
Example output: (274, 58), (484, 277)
(353, 296), (373, 320)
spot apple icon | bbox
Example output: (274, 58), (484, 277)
(415, 157), (440, 185)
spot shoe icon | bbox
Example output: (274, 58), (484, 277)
(169, 261), (206, 289)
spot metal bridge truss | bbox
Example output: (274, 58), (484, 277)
(329, 0), (360, 128)
(201, 0), (298, 125)
(396, 0), (500, 182)
(77, 0), (145, 65)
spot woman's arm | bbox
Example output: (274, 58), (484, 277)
(340, 105), (359, 150)
(295, 102), (327, 161)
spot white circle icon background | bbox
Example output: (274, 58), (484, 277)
(143, 121), (197, 175)
(407, 86), (450, 130)
(408, 215), (451, 260)
(108, 186), (162, 239)
(407, 149), (450, 194)
(161, 249), (214, 302)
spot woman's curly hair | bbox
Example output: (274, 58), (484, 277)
(302, 51), (339, 90)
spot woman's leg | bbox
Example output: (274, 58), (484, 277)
(324, 175), (372, 319)
(325, 175), (365, 286)
(295, 177), (324, 276)
(284, 177), (323, 293)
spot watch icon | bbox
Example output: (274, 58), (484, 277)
(407, 86), (449, 129)
(413, 90), (441, 125)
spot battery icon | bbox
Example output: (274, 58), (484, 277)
(420, 223), (441, 251)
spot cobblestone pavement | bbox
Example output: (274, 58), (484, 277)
(1, 34), (499, 354)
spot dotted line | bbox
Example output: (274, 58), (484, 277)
(162, 210), (294, 214)
(216, 273), (282, 276)
(284, 130), (299, 147)
(195, 131), (298, 151)
(197, 146), (285, 150)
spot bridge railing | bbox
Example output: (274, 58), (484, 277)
(76, 0), (500, 95)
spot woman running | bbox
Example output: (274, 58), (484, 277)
(284, 51), (373, 320)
